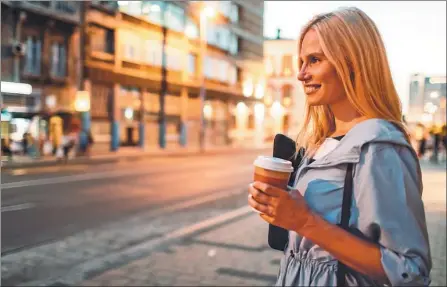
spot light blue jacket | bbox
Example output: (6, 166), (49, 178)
(276, 119), (431, 286)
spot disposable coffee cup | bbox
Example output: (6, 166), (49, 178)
(251, 156), (294, 213)
(253, 156), (294, 189)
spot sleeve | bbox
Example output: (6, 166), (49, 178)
(353, 143), (432, 286)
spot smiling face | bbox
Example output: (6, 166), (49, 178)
(297, 29), (347, 106)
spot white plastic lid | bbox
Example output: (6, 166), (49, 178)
(253, 156), (294, 173)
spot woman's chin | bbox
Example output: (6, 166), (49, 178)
(306, 94), (324, 106)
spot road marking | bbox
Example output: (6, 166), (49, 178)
(9, 165), (88, 176)
(1, 203), (35, 213)
(1, 168), (152, 190)
(2, 162), (251, 190)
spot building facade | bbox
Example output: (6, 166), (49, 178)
(263, 30), (306, 141)
(407, 73), (446, 127)
(1, 1), (81, 148)
(1, 0), (265, 154)
(84, 0), (266, 152)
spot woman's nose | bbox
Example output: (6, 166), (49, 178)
(297, 66), (311, 82)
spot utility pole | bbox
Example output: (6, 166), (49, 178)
(159, 6), (167, 149)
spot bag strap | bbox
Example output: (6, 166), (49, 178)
(337, 163), (354, 287)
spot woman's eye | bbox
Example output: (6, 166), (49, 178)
(309, 56), (320, 64)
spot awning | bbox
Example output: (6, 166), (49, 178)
(1, 81), (32, 95)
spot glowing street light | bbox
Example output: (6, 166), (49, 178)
(124, 107), (134, 120)
(243, 79), (254, 97)
(74, 91), (90, 112)
(236, 102), (247, 115)
(254, 103), (265, 121)
(203, 6), (215, 18)
(430, 91), (440, 99)
(255, 81), (265, 99)
(270, 101), (283, 118)
(203, 102), (213, 120)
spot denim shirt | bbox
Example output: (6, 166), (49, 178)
(275, 119), (432, 286)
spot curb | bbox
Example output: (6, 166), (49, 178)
(20, 206), (254, 287)
(2, 146), (271, 170)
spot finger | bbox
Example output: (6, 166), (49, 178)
(248, 193), (270, 215)
(260, 213), (275, 224)
(249, 184), (273, 205)
(253, 181), (281, 197)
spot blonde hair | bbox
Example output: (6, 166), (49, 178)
(296, 7), (410, 155)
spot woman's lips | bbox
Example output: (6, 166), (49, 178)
(304, 85), (321, 94)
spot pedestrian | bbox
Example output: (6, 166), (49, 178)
(415, 123), (427, 158)
(248, 7), (431, 286)
(1, 138), (13, 160)
(22, 132), (29, 155)
(442, 124), (447, 160)
(62, 131), (77, 162)
(430, 124), (441, 163)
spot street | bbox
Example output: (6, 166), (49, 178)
(1, 149), (267, 285)
(1, 153), (445, 286)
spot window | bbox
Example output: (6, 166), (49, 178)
(187, 53), (196, 76)
(282, 84), (293, 107)
(204, 56), (213, 79)
(248, 114), (254, 129)
(166, 46), (184, 71)
(165, 3), (185, 32)
(206, 23), (217, 45)
(265, 56), (274, 76)
(229, 34), (238, 55)
(123, 32), (141, 61)
(218, 61), (228, 82)
(230, 3), (239, 23)
(120, 86), (140, 97)
(228, 65), (237, 85)
(90, 25), (114, 54)
(144, 1), (165, 24)
(136, 2), (185, 32)
(24, 36), (41, 75)
(51, 42), (66, 77)
(219, 1), (231, 18)
(55, 1), (78, 14)
(185, 18), (199, 39)
(283, 114), (289, 133)
(281, 55), (293, 76)
(145, 40), (162, 66)
(218, 27), (230, 50)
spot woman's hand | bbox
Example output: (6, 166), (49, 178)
(248, 181), (313, 233)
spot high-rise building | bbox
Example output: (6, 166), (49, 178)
(85, 1), (265, 152)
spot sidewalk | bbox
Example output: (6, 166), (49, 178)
(1, 142), (272, 170)
(82, 162), (446, 286)
(82, 211), (282, 286)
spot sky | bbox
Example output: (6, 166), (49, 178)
(263, 1), (447, 114)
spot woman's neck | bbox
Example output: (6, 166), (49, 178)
(329, 99), (367, 137)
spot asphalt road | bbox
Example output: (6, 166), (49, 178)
(1, 149), (267, 255)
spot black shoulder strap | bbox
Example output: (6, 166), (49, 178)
(337, 163), (354, 287)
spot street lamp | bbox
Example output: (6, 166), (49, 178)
(198, 5), (215, 153)
(75, 90), (91, 153)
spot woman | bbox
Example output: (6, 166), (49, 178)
(248, 7), (431, 286)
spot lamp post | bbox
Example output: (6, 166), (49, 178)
(74, 90), (90, 153)
(198, 6), (215, 152)
(159, 3), (167, 149)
